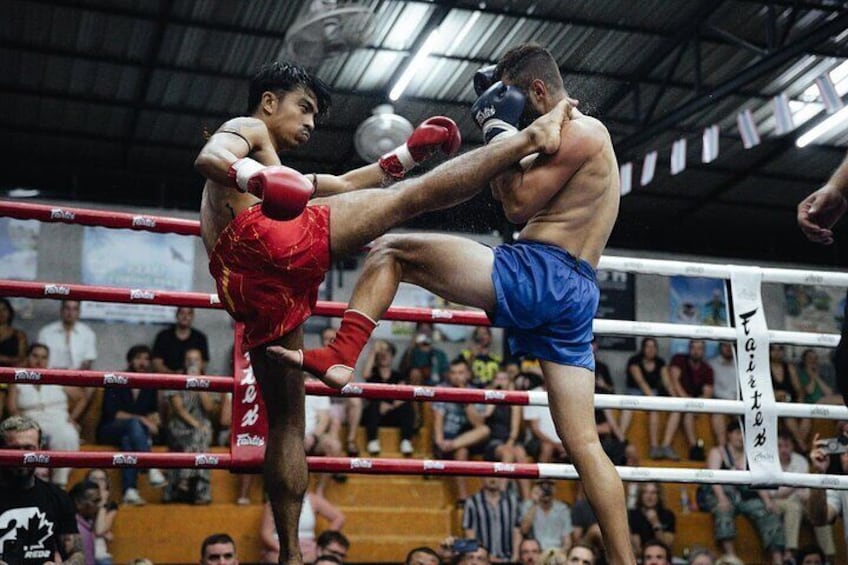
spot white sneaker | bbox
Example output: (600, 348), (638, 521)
(148, 468), (166, 488)
(122, 488), (146, 506)
(367, 439), (381, 455)
(400, 439), (414, 456)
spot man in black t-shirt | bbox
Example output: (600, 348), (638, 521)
(152, 307), (209, 373)
(0, 415), (82, 565)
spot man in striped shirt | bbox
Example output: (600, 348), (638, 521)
(462, 477), (522, 562)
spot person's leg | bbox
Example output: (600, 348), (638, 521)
(812, 521), (836, 558)
(712, 502), (738, 556)
(453, 446), (470, 501)
(739, 497), (785, 565)
(397, 401), (415, 441)
(540, 361), (634, 565)
(619, 410), (632, 437)
(251, 328), (309, 565)
(660, 412), (681, 458)
(42, 418), (79, 487)
(345, 397), (363, 453)
(269, 234), (498, 383)
(683, 412), (697, 446)
(100, 418), (144, 492)
(712, 413), (727, 446)
(447, 423), (490, 451)
(649, 411), (660, 449)
(363, 400), (380, 442)
(776, 496), (801, 552)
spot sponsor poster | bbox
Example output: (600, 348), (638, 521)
(783, 283), (844, 361)
(595, 270), (635, 350)
(0, 217), (41, 318)
(80, 227), (195, 323)
(669, 276), (728, 356)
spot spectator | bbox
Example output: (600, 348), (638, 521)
(482, 370), (530, 499)
(519, 479), (572, 552)
(641, 539), (671, 565)
(70, 479), (103, 565)
(463, 477), (521, 562)
(770, 344), (809, 451)
(797, 544), (826, 565)
(260, 487), (345, 563)
(708, 342), (738, 447)
(362, 340), (414, 456)
(304, 378), (347, 495)
(569, 483), (599, 550)
(462, 327), (502, 388)
(37, 299), (97, 422)
(797, 349), (842, 405)
(97, 344), (165, 505)
(433, 358), (490, 503)
(564, 544), (594, 565)
(517, 538), (542, 565)
(7, 343), (81, 487)
(456, 544), (491, 565)
(0, 415), (83, 565)
(127, 559), (154, 565)
(538, 548), (567, 564)
(702, 420), (784, 564)
(524, 380), (567, 463)
(316, 530), (350, 563)
(399, 323), (449, 386)
(322, 327), (363, 457)
(687, 547), (716, 565)
(659, 339), (714, 461)
(0, 297), (27, 367)
(152, 307), (209, 373)
(406, 546), (440, 565)
(199, 533), (239, 565)
(593, 345), (625, 465)
(622, 337), (666, 457)
(163, 348), (215, 504)
(627, 482), (675, 557)
(771, 431), (835, 563)
(806, 431), (848, 564)
(315, 556), (343, 565)
(85, 468), (118, 565)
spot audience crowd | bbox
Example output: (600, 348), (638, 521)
(0, 302), (843, 564)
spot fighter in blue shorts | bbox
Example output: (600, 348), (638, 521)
(273, 43), (635, 564)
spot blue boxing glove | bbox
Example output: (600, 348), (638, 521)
(470, 81), (526, 145)
(473, 64), (497, 96)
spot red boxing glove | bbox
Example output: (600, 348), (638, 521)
(228, 159), (313, 220)
(379, 116), (462, 179)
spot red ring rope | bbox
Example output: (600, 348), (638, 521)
(0, 279), (491, 325)
(0, 201), (200, 236)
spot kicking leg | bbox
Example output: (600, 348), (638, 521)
(252, 328), (309, 565)
(541, 360), (635, 565)
(269, 234), (497, 383)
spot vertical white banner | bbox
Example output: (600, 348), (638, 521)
(773, 93), (794, 135)
(816, 73), (844, 114)
(670, 138), (687, 175)
(737, 109), (761, 149)
(640, 151), (657, 186)
(730, 267), (781, 487)
(620, 162), (633, 196)
(702, 124), (719, 164)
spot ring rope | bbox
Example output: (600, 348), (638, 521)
(0, 279), (840, 346)
(2, 450), (847, 489)
(2, 367), (845, 420)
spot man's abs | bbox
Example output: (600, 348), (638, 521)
(200, 182), (261, 254)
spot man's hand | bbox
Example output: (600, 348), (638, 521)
(526, 99), (576, 155)
(379, 117), (461, 179)
(810, 434), (831, 473)
(798, 185), (847, 245)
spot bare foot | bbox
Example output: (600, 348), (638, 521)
(265, 346), (353, 389)
(529, 98), (576, 154)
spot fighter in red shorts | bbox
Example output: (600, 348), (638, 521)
(194, 61), (570, 564)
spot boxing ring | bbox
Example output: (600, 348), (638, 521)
(2, 200), (848, 493)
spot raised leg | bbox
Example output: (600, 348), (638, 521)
(541, 361), (635, 565)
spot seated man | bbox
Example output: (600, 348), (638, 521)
(433, 358), (490, 502)
(659, 339), (714, 461)
(464, 477), (521, 562)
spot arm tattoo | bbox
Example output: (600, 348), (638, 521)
(226, 203), (236, 220)
(61, 533), (85, 565)
(219, 129), (252, 154)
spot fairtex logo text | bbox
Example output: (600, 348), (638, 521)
(423, 460), (446, 470)
(22, 452), (50, 464)
(493, 463), (516, 473)
(112, 454), (138, 465)
(14, 369), (41, 382)
(50, 208), (75, 220)
(236, 433), (265, 447)
(413, 387), (435, 398)
(131, 216), (156, 228)
(195, 454), (220, 466)
(44, 284), (70, 296)
(103, 373), (128, 385)
(350, 458), (373, 469)
(186, 377), (210, 389)
(129, 289), (155, 301)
